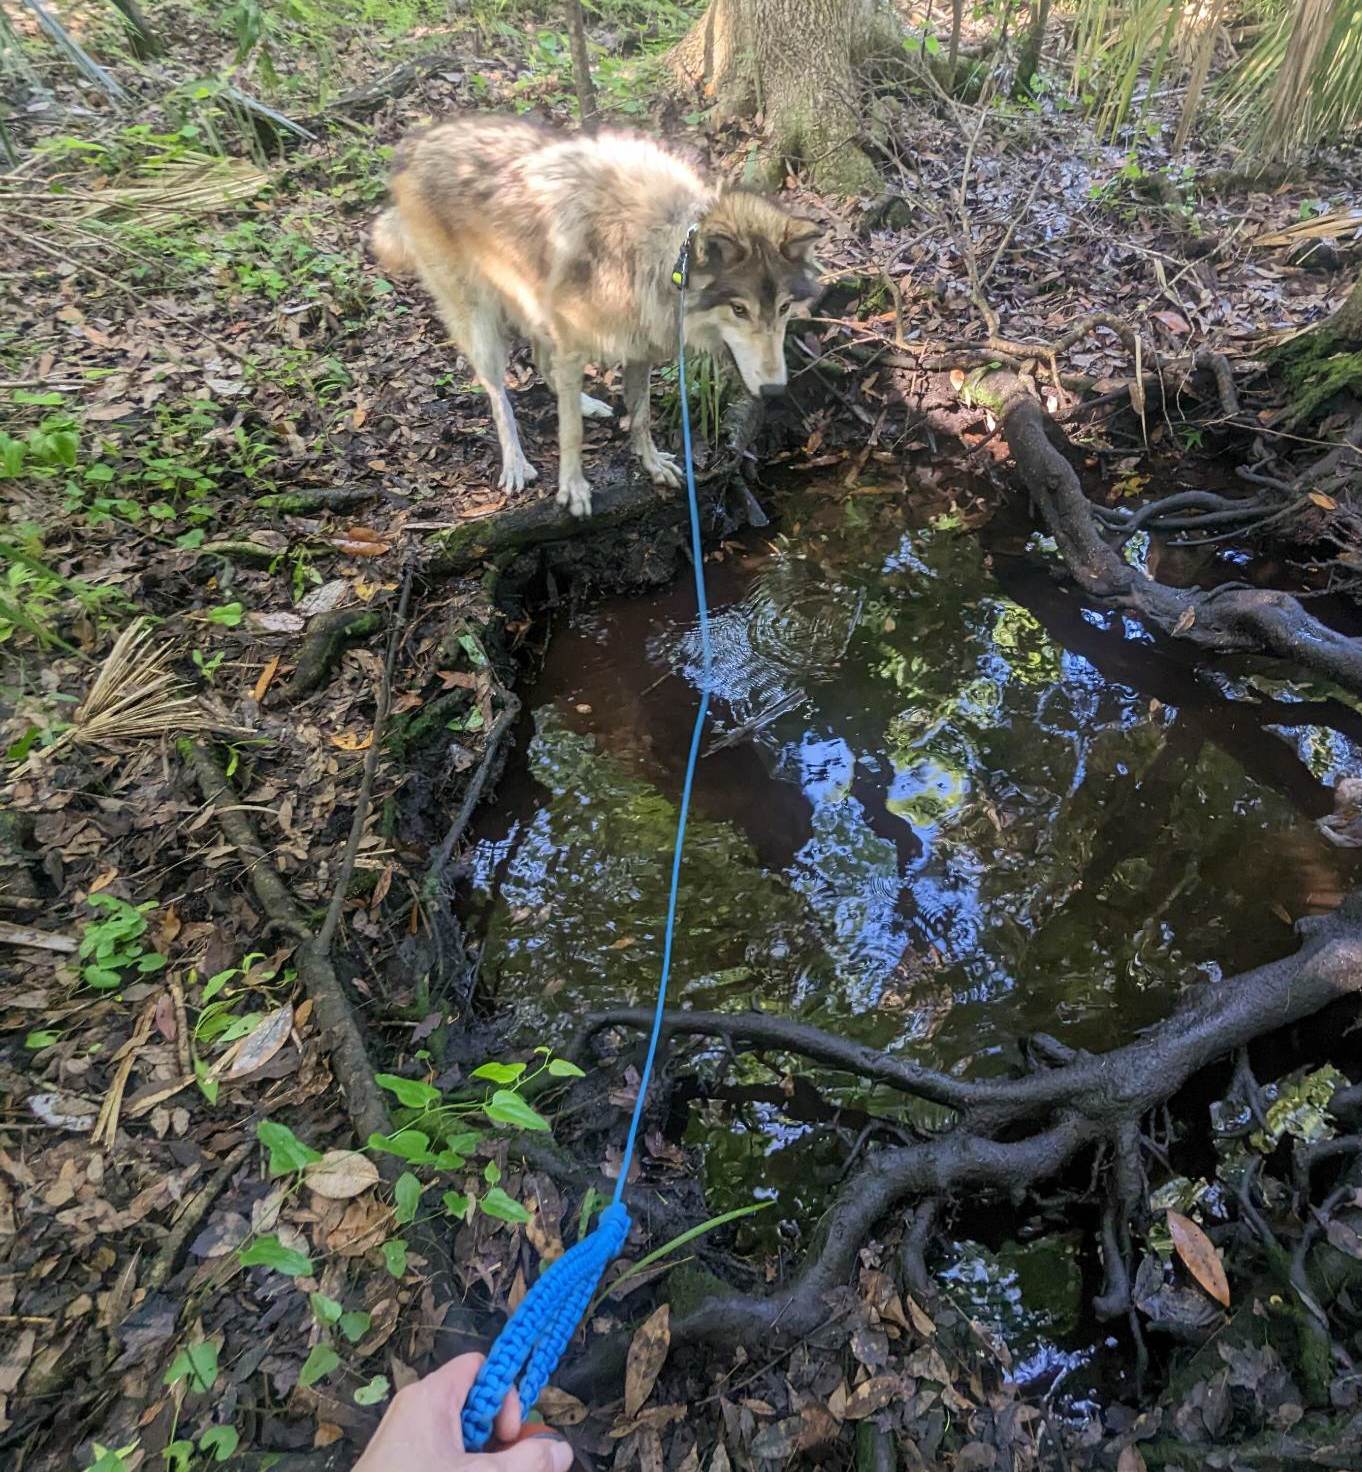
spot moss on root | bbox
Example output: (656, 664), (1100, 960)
(1270, 331), (1362, 427)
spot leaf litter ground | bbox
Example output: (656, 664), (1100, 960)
(3, 4), (1362, 1470)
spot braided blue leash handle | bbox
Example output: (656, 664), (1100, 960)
(460, 1202), (631, 1448)
(460, 253), (712, 1451)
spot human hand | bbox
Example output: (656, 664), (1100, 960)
(352, 1354), (573, 1471)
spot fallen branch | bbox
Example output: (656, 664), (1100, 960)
(256, 488), (380, 513)
(304, 54), (461, 123)
(427, 463), (712, 578)
(182, 740), (392, 1149)
(145, 1140), (253, 1293)
(316, 558), (415, 954)
(422, 694), (521, 904)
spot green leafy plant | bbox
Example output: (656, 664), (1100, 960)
(192, 649), (225, 682)
(239, 1233), (313, 1277)
(81, 1442), (140, 1472)
(164, 1341), (219, 1394)
(206, 601), (244, 628)
(78, 894), (166, 991)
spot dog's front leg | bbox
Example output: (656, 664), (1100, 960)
(553, 356), (593, 518)
(624, 361), (681, 489)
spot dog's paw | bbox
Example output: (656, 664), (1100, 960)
(580, 393), (614, 420)
(639, 445), (683, 490)
(498, 454), (539, 493)
(555, 473), (593, 518)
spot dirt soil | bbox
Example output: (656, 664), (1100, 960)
(3, 3), (1362, 1470)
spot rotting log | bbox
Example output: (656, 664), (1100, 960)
(559, 896), (1362, 1390)
(426, 469), (695, 578)
(973, 371), (1362, 697)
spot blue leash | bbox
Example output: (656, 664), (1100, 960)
(461, 230), (712, 1451)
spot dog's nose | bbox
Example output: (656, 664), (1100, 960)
(759, 384), (785, 400)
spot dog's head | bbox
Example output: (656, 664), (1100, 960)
(684, 191), (822, 399)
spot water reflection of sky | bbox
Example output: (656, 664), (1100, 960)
(469, 508), (1357, 1073)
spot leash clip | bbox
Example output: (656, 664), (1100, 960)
(671, 223), (700, 290)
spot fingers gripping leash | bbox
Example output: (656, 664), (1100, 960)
(461, 225), (711, 1450)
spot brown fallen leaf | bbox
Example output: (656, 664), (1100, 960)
(1325, 1216), (1362, 1259)
(306, 1150), (381, 1201)
(904, 1293), (937, 1338)
(224, 1003), (294, 1078)
(190, 1210), (251, 1259)
(253, 654), (281, 703)
(1168, 1209), (1231, 1307)
(842, 1373), (902, 1420)
(0, 1328), (35, 1398)
(623, 1303), (670, 1419)
(332, 538), (391, 557)
(330, 729), (374, 752)
(535, 1386), (588, 1426)
(749, 1418), (802, 1460)
(1309, 491), (1338, 510)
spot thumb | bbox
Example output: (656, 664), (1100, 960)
(483, 1432), (575, 1472)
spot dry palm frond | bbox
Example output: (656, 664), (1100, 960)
(1254, 208), (1362, 247)
(1173, 0), (1230, 152)
(17, 618), (220, 775)
(1223, 0), (1362, 158)
(0, 153), (269, 234)
(71, 618), (213, 744)
(76, 153), (270, 229)
(1265, 0), (1338, 144)
(1071, 0), (1201, 142)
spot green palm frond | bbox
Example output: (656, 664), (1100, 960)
(1223, 0), (1362, 156)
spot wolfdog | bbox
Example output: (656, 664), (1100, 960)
(372, 115), (821, 518)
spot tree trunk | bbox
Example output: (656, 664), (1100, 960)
(563, 0), (598, 133)
(949, 0), (964, 72)
(667, 0), (883, 194)
(108, 0), (161, 59)
(1012, 0), (1051, 96)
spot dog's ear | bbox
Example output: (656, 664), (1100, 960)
(781, 217), (821, 264)
(698, 228), (746, 270)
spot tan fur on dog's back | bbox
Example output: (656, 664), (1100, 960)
(373, 112), (821, 516)
(382, 114), (713, 362)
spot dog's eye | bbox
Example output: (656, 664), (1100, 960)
(730, 303), (749, 320)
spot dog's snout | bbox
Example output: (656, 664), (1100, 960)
(759, 383), (785, 400)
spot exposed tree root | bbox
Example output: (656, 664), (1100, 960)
(559, 901), (1362, 1391)
(1194, 346), (1242, 418)
(280, 608), (383, 703)
(975, 371), (1362, 696)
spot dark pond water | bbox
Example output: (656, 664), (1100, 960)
(464, 479), (1362, 1380)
